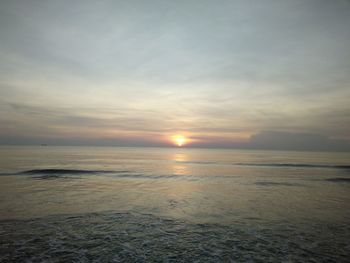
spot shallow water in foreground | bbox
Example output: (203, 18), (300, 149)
(1, 212), (349, 262)
(0, 146), (350, 262)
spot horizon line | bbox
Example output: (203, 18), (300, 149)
(1, 143), (349, 153)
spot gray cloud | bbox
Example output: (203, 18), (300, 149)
(0, 0), (350, 150)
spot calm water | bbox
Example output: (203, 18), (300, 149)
(0, 146), (349, 262)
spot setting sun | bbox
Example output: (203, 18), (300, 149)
(172, 135), (187, 147)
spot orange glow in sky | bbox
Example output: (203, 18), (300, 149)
(172, 135), (187, 147)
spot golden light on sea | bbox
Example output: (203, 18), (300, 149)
(171, 135), (187, 147)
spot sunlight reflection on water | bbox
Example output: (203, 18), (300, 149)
(0, 146), (350, 261)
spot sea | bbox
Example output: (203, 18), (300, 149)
(0, 146), (349, 262)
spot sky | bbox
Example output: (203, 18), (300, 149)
(0, 0), (350, 151)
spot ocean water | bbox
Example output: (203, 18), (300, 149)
(0, 146), (349, 262)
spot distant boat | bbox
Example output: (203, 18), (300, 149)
(40, 144), (48, 146)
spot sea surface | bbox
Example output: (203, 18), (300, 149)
(0, 146), (349, 262)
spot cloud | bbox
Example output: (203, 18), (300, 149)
(0, 0), (349, 150)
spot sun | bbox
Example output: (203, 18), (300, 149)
(171, 135), (187, 147)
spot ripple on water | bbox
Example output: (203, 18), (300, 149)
(0, 212), (349, 262)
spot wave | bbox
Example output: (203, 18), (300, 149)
(255, 181), (304, 187)
(12, 169), (131, 180)
(19, 169), (191, 179)
(175, 161), (350, 170)
(325, 178), (350, 183)
(20, 169), (120, 175)
(0, 169), (200, 181)
(234, 163), (350, 170)
(0, 169), (130, 176)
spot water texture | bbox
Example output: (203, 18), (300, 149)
(0, 146), (349, 262)
(1, 212), (349, 263)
